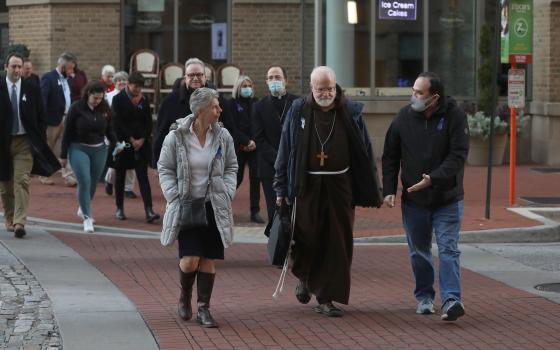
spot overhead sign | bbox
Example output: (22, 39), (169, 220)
(508, 69), (525, 108)
(378, 0), (417, 21)
(501, 0), (533, 64)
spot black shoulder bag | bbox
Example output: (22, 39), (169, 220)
(178, 130), (212, 230)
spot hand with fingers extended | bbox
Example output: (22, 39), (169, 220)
(407, 174), (432, 193)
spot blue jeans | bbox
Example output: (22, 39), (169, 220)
(69, 143), (108, 218)
(402, 200), (464, 304)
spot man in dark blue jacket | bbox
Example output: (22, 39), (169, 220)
(40, 52), (76, 186)
(274, 66), (382, 317)
(382, 72), (469, 322)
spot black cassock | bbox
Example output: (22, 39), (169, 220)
(291, 107), (354, 304)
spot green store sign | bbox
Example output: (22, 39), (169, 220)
(500, 0), (533, 64)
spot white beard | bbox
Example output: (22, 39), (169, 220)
(316, 97), (335, 107)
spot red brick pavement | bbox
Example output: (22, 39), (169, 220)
(23, 164), (559, 237)
(54, 232), (560, 350)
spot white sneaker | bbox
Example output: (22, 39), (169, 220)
(83, 218), (94, 233)
(77, 207), (95, 224)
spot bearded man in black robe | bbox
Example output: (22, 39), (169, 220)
(274, 66), (382, 317)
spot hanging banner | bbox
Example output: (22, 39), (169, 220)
(501, 0), (533, 64)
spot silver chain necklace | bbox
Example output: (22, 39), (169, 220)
(313, 110), (336, 167)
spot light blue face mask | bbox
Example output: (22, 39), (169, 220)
(240, 87), (253, 98)
(268, 80), (285, 95)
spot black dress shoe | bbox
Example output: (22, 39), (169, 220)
(145, 207), (160, 223)
(124, 191), (137, 199)
(313, 302), (343, 317)
(105, 182), (113, 195)
(295, 280), (311, 304)
(250, 212), (265, 224)
(115, 208), (127, 220)
(14, 225), (26, 239)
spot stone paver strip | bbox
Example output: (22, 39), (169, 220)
(0, 265), (61, 349)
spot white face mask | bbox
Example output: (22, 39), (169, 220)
(316, 96), (335, 108)
(410, 94), (435, 112)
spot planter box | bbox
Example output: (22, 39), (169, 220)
(467, 133), (507, 166)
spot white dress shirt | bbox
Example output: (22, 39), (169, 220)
(185, 124), (215, 200)
(6, 76), (26, 135)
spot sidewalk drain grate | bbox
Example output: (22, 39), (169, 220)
(520, 197), (560, 205)
(535, 283), (560, 293)
(531, 168), (560, 173)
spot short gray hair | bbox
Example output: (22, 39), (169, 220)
(232, 75), (254, 99)
(190, 87), (219, 116)
(57, 52), (74, 67)
(101, 64), (115, 76)
(185, 57), (205, 71)
(310, 66), (336, 86)
(113, 71), (129, 83)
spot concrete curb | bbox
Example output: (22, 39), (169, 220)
(354, 207), (560, 244)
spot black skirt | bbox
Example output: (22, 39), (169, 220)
(178, 202), (225, 259)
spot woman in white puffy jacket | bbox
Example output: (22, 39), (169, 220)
(157, 87), (237, 328)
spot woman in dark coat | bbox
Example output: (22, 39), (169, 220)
(111, 72), (160, 222)
(228, 75), (264, 223)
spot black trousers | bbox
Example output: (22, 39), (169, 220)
(115, 163), (152, 209)
(236, 151), (260, 214)
(261, 177), (276, 226)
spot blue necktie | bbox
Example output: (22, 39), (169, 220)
(11, 83), (19, 135)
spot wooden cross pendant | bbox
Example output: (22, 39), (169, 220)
(317, 150), (328, 167)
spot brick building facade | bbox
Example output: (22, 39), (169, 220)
(3, 0), (560, 164)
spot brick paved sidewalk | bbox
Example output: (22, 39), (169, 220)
(54, 232), (560, 350)
(24, 164), (560, 238)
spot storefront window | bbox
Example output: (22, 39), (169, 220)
(375, 0), (423, 95)
(124, 0), (175, 66)
(318, 0), (485, 98)
(322, 0), (371, 96)
(178, 0), (228, 68)
(124, 0), (228, 68)
(428, 0), (476, 96)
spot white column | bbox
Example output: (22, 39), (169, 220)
(325, 0), (355, 87)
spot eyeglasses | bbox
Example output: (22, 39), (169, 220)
(313, 87), (336, 94)
(186, 73), (204, 79)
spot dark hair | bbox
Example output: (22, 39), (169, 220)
(128, 71), (145, 85)
(418, 72), (444, 97)
(81, 81), (111, 113)
(5, 52), (24, 66)
(22, 57), (31, 63)
(267, 65), (288, 80)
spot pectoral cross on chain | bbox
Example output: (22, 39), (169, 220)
(317, 150), (328, 167)
(313, 110), (337, 168)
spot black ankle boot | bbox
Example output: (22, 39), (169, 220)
(145, 206), (160, 223)
(196, 272), (217, 328)
(115, 207), (126, 220)
(178, 269), (197, 320)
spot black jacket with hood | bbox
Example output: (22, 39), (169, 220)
(382, 96), (469, 209)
